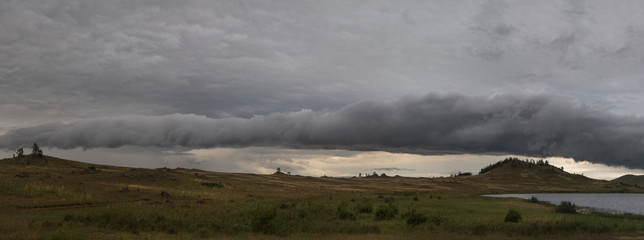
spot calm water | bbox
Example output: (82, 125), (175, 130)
(483, 193), (644, 215)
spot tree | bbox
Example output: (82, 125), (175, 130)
(504, 209), (521, 222)
(16, 148), (23, 157)
(556, 201), (576, 214)
(32, 143), (43, 158)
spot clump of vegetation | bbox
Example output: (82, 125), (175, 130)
(375, 203), (399, 220)
(85, 166), (98, 173)
(200, 182), (224, 188)
(250, 203), (283, 235)
(336, 201), (356, 220)
(504, 209), (521, 223)
(530, 196), (539, 203)
(556, 201), (577, 214)
(402, 206), (427, 226)
(354, 201), (374, 213)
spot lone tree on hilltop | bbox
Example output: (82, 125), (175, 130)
(16, 148), (23, 158)
(32, 143), (43, 158)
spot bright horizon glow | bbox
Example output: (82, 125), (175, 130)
(4, 147), (644, 180)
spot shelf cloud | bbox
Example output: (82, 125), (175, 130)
(3, 93), (643, 169)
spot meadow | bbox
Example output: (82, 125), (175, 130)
(1, 155), (644, 239)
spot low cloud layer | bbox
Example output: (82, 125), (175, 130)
(2, 93), (643, 169)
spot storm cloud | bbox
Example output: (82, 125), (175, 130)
(3, 1), (644, 175)
(2, 93), (643, 169)
(3, 0), (644, 132)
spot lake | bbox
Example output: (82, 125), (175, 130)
(483, 193), (644, 215)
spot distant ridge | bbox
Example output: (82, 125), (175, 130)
(1, 154), (641, 194)
(612, 174), (644, 186)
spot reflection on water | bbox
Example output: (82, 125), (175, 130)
(483, 193), (644, 215)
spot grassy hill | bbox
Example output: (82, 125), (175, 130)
(612, 174), (644, 187)
(472, 158), (629, 193)
(1, 155), (643, 239)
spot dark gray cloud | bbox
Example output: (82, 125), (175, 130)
(3, 0), (644, 132)
(2, 93), (644, 169)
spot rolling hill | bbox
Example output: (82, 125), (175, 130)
(1, 155), (639, 199)
(612, 174), (644, 187)
(471, 158), (630, 193)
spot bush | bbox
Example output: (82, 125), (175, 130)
(402, 206), (427, 226)
(358, 223), (381, 233)
(354, 201), (373, 213)
(335, 201), (356, 220)
(504, 209), (521, 223)
(200, 182), (224, 188)
(556, 201), (577, 214)
(250, 204), (280, 234)
(375, 203), (398, 220)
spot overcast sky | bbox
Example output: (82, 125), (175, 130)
(2, 0), (644, 178)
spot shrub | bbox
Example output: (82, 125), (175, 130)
(504, 209), (521, 223)
(556, 201), (577, 214)
(427, 212), (442, 226)
(335, 201), (356, 220)
(375, 203), (398, 220)
(250, 204), (279, 234)
(359, 223), (381, 233)
(354, 201), (373, 213)
(530, 196), (539, 203)
(200, 182), (224, 188)
(402, 206), (427, 226)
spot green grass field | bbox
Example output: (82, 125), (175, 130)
(1, 155), (644, 239)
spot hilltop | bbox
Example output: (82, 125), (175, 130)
(471, 157), (624, 193)
(613, 174), (644, 187)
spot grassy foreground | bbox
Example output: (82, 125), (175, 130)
(1, 155), (644, 239)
